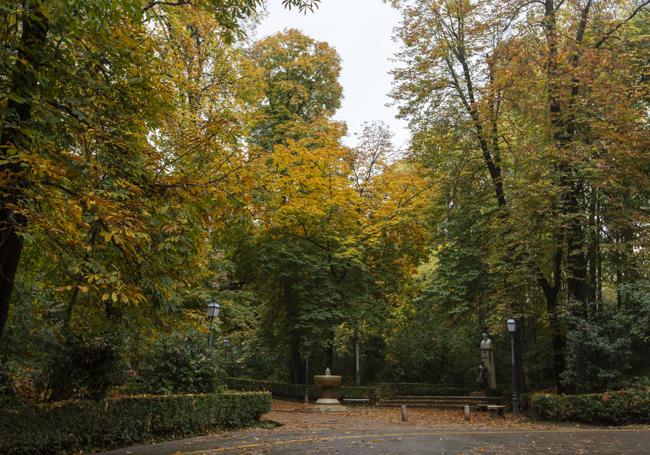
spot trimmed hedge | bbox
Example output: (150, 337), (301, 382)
(225, 377), (320, 399)
(0, 391), (271, 454)
(385, 383), (472, 397)
(531, 389), (650, 425)
(225, 378), (472, 401)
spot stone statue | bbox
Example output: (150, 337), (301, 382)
(325, 367), (331, 376)
(480, 333), (497, 390)
(480, 333), (492, 350)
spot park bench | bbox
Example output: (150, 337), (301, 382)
(487, 404), (506, 417)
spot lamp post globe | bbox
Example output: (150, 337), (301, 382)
(207, 302), (220, 319)
(207, 302), (220, 347)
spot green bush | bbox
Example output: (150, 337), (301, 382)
(225, 377), (319, 399)
(531, 389), (650, 425)
(141, 331), (223, 394)
(0, 391), (271, 454)
(225, 378), (472, 401)
(561, 305), (633, 392)
(41, 334), (125, 401)
(383, 382), (472, 396)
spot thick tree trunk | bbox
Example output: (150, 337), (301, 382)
(283, 279), (303, 384)
(549, 311), (568, 393)
(538, 244), (568, 392)
(0, 2), (49, 341)
(564, 181), (588, 312)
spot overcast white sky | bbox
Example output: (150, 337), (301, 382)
(255, 0), (410, 149)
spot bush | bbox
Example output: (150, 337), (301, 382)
(141, 331), (222, 394)
(225, 378), (473, 401)
(531, 389), (650, 425)
(0, 391), (271, 454)
(561, 306), (633, 393)
(383, 382), (472, 396)
(42, 334), (125, 401)
(0, 368), (21, 407)
(225, 377), (319, 399)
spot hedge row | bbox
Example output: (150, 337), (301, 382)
(0, 391), (271, 455)
(225, 377), (319, 399)
(531, 389), (650, 425)
(224, 378), (472, 401)
(387, 383), (472, 397)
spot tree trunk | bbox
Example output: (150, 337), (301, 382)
(538, 243), (567, 393)
(0, 2), (49, 341)
(565, 181), (588, 312)
(283, 279), (302, 384)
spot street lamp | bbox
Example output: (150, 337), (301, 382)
(207, 302), (220, 348)
(507, 318), (519, 415)
(304, 338), (312, 403)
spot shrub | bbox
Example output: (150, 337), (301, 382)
(561, 306), (633, 393)
(225, 378), (473, 401)
(383, 382), (472, 396)
(225, 377), (319, 399)
(531, 389), (650, 425)
(41, 334), (125, 401)
(141, 331), (223, 394)
(0, 368), (21, 407)
(0, 391), (271, 454)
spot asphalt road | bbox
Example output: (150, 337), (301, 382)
(99, 427), (650, 454)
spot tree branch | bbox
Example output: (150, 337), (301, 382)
(594, 0), (650, 49)
(143, 0), (192, 13)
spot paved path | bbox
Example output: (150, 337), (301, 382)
(98, 403), (650, 454)
(100, 427), (650, 454)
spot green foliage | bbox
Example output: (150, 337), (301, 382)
(384, 383), (473, 397)
(225, 377), (319, 399)
(0, 391), (271, 454)
(561, 305), (633, 393)
(41, 334), (125, 401)
(250, 28), (342, 148)
(225, 377), (472, 401)
(531, 389), (650, 425)
(141, 331), (223, 394)
(0, 369), (21, 407)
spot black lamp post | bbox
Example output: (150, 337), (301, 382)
(206, 302), (220, 348)
(507, 318), (519, 415)
(304, 338), (312, 403)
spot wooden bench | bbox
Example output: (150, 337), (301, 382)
(343, 398), (370, 405)
(487, 404), (506, 417)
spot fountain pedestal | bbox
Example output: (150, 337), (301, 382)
(312, 370), (347, 412)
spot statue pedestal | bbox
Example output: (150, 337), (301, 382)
(480, 348), (497, 390)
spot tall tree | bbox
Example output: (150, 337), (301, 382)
(391, 0), (650, 391)
(0, 0), (323, 342)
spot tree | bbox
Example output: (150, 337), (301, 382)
(391, 0), (650, 391)
(0, 0), (324, 342)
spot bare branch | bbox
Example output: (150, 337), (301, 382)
(594, 0), (650, 49)
(143, 0), (192, 13)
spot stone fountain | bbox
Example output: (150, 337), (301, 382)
(312, 368), (347, 411)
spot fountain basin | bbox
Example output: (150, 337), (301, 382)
(313, 374), (342, 388)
